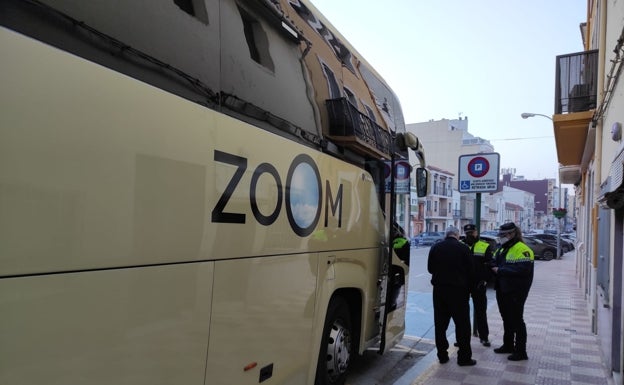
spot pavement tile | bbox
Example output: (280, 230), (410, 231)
(399, 252), (614, 385)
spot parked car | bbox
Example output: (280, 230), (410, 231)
(561, 233), (576, 242)
(463, 235), (499, 251)
(459, 233), (560, 261)
(411, 231), (444, 246)
(471, 235), (560, 261)
(479, 234), (500, 251)
(523, 236), (559, 260)
(530, 233), (574, 252)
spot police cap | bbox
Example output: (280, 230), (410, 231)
(463, 224), (477, 232)
(497, 222), (517, 236)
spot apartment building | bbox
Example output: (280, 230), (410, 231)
(547, 1), (624, 382)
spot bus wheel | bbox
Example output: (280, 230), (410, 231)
(315, 297), (352, 385)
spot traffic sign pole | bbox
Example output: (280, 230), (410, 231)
(475, 193), (481, 231)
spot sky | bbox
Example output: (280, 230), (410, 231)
(308, 0), (587, 182)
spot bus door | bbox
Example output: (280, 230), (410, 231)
(367, 157), (409, 354)
(378, 133), (428, 354)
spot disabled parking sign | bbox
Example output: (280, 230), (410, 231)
(458, 153), (500, 193)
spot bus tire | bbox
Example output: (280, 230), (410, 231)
(315, 296), (352, 385)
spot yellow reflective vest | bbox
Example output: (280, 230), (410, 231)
(505, 241), (534, 263)
(472, 240), (490, 257)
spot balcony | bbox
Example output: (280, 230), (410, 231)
(425, 209), (450, 218)
(553, 50), (598, 172)
(460, 208), (474, 221)
(325, 98), (392, 158)
(555, 50), (598, 114)
(432, 186), (453, 197)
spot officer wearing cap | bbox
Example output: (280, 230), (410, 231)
(462, 223), (494, 347)
(491, 222), (534, 361)
(427, 226), (477, 366)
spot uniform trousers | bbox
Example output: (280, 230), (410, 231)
(433, 285), (472, 362)
(471, 285), (489, 340)
(496, 289), (529, 353)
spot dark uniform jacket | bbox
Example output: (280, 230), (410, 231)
(464, 238), (494, 286)
(493, 238), (534, 294)
(427, 236), (475, 289)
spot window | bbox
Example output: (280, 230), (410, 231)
(238, 6), (274, 71)
(343, 87), (357, 107)
(321, 62), (341, 99)
(173, 0), (208, 24)
(363, 104), (377, 122)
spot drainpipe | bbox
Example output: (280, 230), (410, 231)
(590, 0), (608, 333)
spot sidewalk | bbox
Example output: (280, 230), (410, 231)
(394, 251), (613, 385)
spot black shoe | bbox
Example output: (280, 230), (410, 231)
(480, 339), (491, 347)
(493, 345), (513, 354)
(457, 359), (477, 366)
(507, 352), (528, 361)
(439, 356), (449, 364)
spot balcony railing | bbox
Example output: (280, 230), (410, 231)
(325, 98), (392, 157)
(425, 209), (449, 218)
(432, 186), (453, 197)
(555, 50), (598, 114)
(460, 209), (474, 220)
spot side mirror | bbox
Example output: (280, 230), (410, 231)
(402, 132), (420, 150)
(415, 167), (428, 197)
(396, 133), (426, 167)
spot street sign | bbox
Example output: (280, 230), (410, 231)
(384, 160), (411, 194)
(458, 153), (500, 193)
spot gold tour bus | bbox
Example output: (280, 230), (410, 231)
(0, 1), (428, 384)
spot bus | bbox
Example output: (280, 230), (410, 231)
(0, 1), (427, 384)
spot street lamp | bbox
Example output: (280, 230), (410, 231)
(521, 112), (553, 120)
(520, 112), (562, 259)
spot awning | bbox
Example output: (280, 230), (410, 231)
(598, 147), (624, 209)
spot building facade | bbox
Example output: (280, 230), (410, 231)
(549, 1), (624, 382)
(407, 117), (494, 190)
(501, 173), (557, 230)
(424, 165), (455, 232)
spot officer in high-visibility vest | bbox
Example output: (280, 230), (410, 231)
(491, 222), (534, 361)
(388, 222), (410, 311)
(462, 224), (494, 347)
(392, 222), (410, 265)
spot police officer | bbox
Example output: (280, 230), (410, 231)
(392, 222), (410, 266)
(428, 226), (476, 366)
(491, 222), (534, 361)
(388, 222), (410, 311)
(463, 223), (494, 347)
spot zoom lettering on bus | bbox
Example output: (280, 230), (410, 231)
(212, 150), (343, 237)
